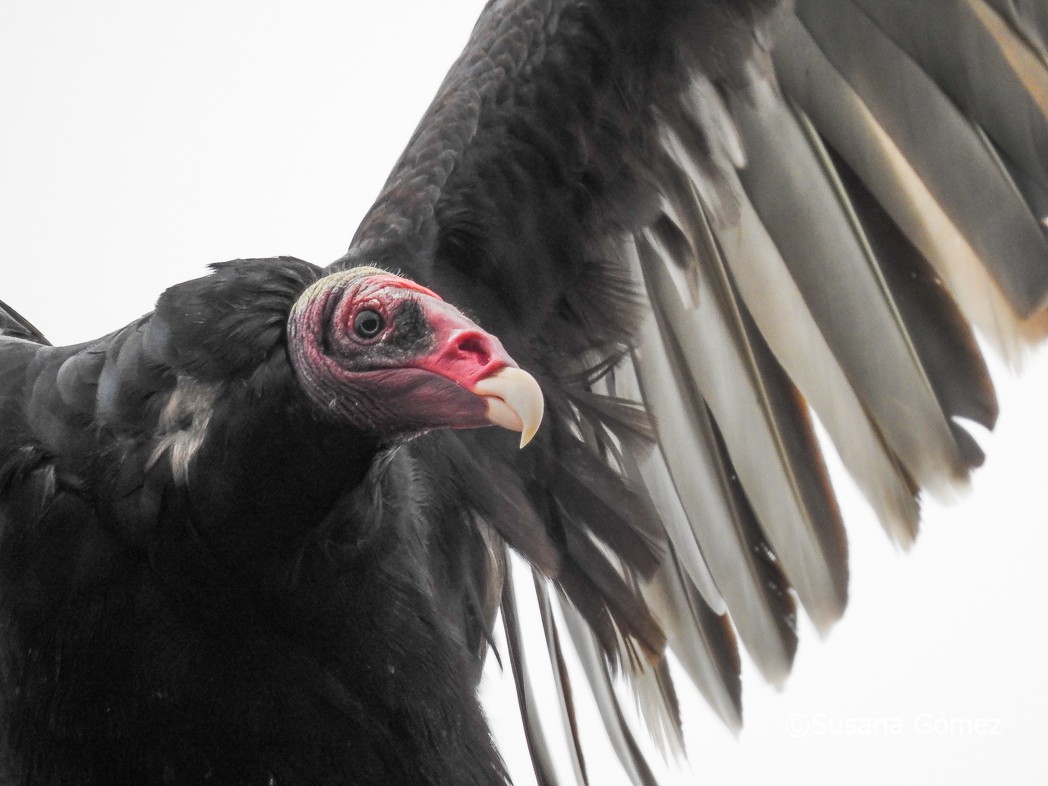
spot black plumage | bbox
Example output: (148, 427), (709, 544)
(2, 1), (1047, 784)
(1, 259), (514, 783)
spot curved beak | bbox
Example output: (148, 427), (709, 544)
(473, 367), (544, 448)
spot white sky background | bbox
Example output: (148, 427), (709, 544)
(1, 2), (1046, 785)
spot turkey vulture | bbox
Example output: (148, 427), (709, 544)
(2, 1), (1047, 784)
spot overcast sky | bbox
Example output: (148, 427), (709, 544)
(2, 3), (1045, 784)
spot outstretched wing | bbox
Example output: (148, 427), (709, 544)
(333, 0), (1048, 781)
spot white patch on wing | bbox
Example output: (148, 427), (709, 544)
(149, 377), (220, 486)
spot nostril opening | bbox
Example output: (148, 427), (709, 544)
(457, 334), (490, 363)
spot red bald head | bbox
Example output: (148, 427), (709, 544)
(287, 268), (542, 445)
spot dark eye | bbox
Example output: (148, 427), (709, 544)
(353, 308), (384, 339)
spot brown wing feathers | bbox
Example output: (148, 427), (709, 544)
(334, 0), (1048, 782)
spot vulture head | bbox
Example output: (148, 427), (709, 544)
(286, 267), (544, 446)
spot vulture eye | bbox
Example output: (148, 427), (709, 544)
(353, 309), (385, 339)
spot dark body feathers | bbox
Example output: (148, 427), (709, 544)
(0, 259), (504, 784)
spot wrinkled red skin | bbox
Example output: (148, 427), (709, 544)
(287, 271), (517, 441)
